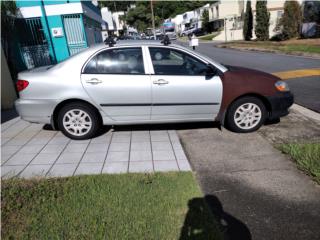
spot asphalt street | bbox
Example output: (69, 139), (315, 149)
(177, 41), (320, 112)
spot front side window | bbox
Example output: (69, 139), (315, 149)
(149, 47), (208, 75)
(83, 47), (144, 74)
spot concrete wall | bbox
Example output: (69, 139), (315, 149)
(1, 46), (17, 110)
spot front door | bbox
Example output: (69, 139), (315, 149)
(148, 47), (222, 121)
(81, 47), (151, 121)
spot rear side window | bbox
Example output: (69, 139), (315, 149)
(83, 47), (145, 74)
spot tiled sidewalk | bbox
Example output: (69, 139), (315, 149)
(1, 118), (191, 179)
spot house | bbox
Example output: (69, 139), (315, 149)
(180, 4), (210, 32)
(171, 14), (184, 35)
(15, 0), (103, 67)
(191, 4), (210, 30)
(101, 4), (138, 39)
(182, 11), (195, 30)
(208, 0), (303, 41)
(101, 7), (115, 40)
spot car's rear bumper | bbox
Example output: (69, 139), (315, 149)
(266, 92), (294, 120)
(15, 99), (58, 124)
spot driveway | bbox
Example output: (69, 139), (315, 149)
(178, 108), (320, 240)
(1, 118), (191, 179)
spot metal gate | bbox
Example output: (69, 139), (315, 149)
(16, 17), (54, 69)
(62, 14), (88, 56)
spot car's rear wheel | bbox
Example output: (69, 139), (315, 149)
(57, 103), (100, 140)
(226, 96), (267, 133)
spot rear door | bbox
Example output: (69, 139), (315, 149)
(81, 47), (151, 121)
(147, 46), (222, 121)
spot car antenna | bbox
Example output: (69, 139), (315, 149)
(104, 35), (116, 47)
(161, 34), (171, 46)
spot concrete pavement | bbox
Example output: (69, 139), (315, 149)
(1, 118), (191, 179)
(178, 110), (320, 240)
(177, 40), (320, 113)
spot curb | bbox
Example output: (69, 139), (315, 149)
(291, 104), (320, 123)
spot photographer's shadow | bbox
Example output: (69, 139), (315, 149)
(179, 195), (251, 240)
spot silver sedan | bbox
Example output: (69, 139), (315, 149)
(15, 41), (293, 139)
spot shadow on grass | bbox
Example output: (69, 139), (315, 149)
(180, 195), (251, 240)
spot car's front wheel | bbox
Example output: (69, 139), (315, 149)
(57, 102), (100, 140)
(226, 96), (267, 133)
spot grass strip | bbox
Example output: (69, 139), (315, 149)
(1, 172), (222, 240)
(278, 143), (320, 183)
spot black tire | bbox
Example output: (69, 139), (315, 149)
(225, 96), (267, 133)
(57, 102), (101, 140)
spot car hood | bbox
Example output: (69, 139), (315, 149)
(224, 65), (281, 82)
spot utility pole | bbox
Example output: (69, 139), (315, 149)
(224, 17), (227, 42)
(150, 0), (156, 39)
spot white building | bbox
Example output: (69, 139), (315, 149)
(100, 5), (137, 40)
(101, 7), (114, 40)
(208, 0), (303, 41)
(191, 4), (210, 29)
(182, 11), (195, 29)
(172, 14), (184, 35)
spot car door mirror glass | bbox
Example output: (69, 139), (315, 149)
(205, 65), (217, 78)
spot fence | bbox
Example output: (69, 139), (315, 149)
(62, 14), (88, 56)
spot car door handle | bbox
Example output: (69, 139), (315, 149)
(86, 78), (102, 85)
(153, 79), (169, 85)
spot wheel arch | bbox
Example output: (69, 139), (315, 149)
(222, 93), (272, 125)
(52, 98), (102, 130)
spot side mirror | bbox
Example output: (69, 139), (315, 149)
(205, 65), (217, 79)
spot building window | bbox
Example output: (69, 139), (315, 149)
(277, 10), (284, 18)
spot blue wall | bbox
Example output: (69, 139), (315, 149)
(46, 16), (70, 61)
(16, 0), (81, 7)
(15, 0), (102, 62)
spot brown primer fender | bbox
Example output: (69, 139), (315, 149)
(216, 68), (280, 123)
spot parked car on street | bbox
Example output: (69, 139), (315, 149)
(180, 27), (196, 36)
(15, 41), (293, 139)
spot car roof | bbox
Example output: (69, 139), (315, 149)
(93, 40), (186, 50)
(59, 40), (227, 73)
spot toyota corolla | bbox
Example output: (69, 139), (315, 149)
(15, 41), (293, 139)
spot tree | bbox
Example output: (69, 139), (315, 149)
(121, 1), (215, 32)
(255, 0), (270, 41)
(1, 1), (18, 77)
(243, 0), (253, 40)
(125, 2), (152, 32)
(201, 9), (210, 33)
(278, 1), (302, 39)
(99, 1), (134, 12)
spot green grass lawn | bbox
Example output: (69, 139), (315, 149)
(282, 45), (320, 54)
(278, 143), (320, 183)
(198, 33), (220, 41)
(1, 172), (222, 240)
(218, 39), (320, 55)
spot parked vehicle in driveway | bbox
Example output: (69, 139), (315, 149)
(180, 27), (196, 36)
(15, 41), (293, 139)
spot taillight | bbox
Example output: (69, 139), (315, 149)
(16, 80), (29, 92)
